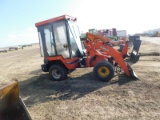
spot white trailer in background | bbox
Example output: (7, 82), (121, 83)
(117, 30), (127, 39)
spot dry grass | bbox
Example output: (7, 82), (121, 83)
(0, 41), (160, 120)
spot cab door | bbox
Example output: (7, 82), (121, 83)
(43, 25), (56, 56)
(37, 24), (56, 57)
(53, 21), (70, 59)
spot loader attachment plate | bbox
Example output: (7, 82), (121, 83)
(0, 82), (32, 120)
(129, 36), (142, 63)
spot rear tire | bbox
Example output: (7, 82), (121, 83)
(93, 61), (114, 82)
(49, 64), (67, 81)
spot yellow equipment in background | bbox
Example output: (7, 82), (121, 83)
(0, 81), (32, 120)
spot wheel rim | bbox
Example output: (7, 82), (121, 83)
(52, 69), (61, 79)
(98, 66), (110, 78)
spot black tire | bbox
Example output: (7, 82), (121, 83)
(93, 61), (114, 82)
(49, 64), (67, 81)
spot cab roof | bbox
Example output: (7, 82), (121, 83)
(35, 15), (76, 27)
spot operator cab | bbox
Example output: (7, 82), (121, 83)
(35, 15), (84, 59)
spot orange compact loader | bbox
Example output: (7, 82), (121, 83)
(35, 15), (141, 82)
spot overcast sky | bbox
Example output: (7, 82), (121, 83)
(0, 0), (159, 47)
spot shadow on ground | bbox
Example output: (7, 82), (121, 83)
(19, 69), (135, 106)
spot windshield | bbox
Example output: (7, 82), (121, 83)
(68, 20), (83, 56)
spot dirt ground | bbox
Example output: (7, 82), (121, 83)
(0, 40), (160, 120)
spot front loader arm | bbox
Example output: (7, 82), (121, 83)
(86, 32), (125, 46)
(86, 32), (110, 42)
(85, 33), (138, 78)
(99, 43), (131, 77)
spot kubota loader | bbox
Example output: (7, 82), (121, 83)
(35, 15), (141, 82)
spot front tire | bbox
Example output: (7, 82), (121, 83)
(49, 64), (67, 81)
(93, 61), (114, 82)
